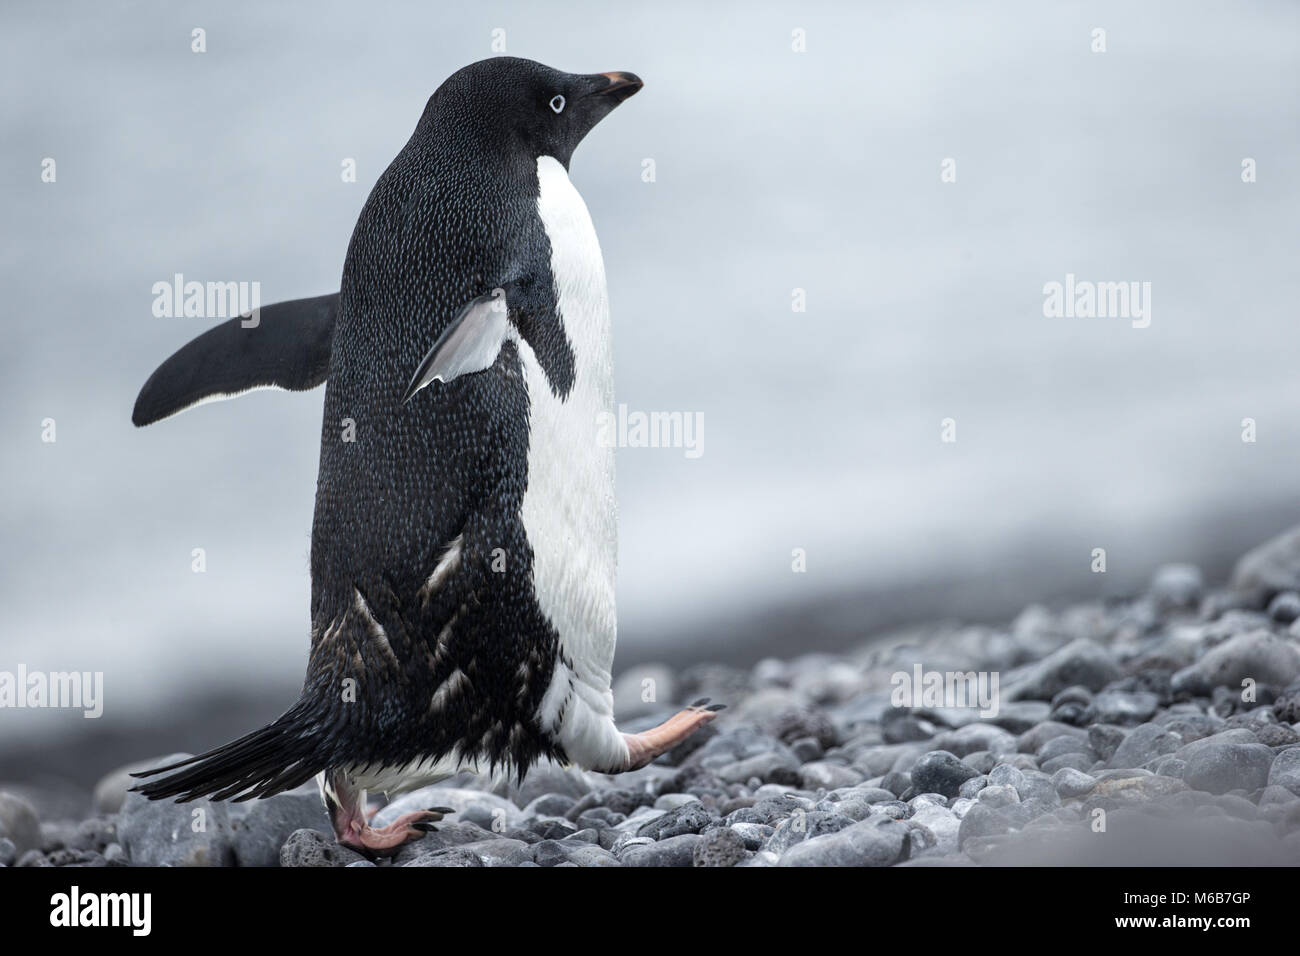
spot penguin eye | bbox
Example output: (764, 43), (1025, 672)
(548, 94), (566, 114)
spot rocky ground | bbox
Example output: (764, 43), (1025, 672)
(5, 526), (1300, 867)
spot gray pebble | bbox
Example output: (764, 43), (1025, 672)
(1051, 686), (1094, 709)
(1015, 770), (1061, 806)
(763, 810), (854, 854)
(1232, 525), (1300, 601)
(403, 847), (485, 867)
(637, 802), (714, 840)
(0, 793), (41, 855)
(977, 785), (1019, 809)
(1266, 746), (1300, 795)
(1172, 629), (1300, 695)
(728, 822), (773, 849)
(777, 818), (908, 867)
(1004, 639), (1122, 701)
(1017, 721), (1088, 753)
(1267, 591), (1300, 624)
(957, 803), (1010, 847)
(279, 828), (363, 868)
(931, 724), (1017, 759)
(790, 736), (824, 762)
(961, 751), (998, 775)
(1258, 784), (1300, 806)
(799, 761), (862, 790)
(1052, 767), (1097, 798)
(566, 844), (622, 867)
(880, 771), (912, 797)
(652, 792), (700, 812)
(716, 751), (801, 786)
(119, 790), (234, 867)
(1084, 690), (1160, 726)
(910, 751), (979, 798)
(910, 804), (960, 855)
(1088, 724), (1128, 762)
(521, 793), (578, 818)
(1108, 722), (1182, 769)
(988, 764), (1025, 791)
(619, 833), (702, 867)
(693, 827), (748, 867)
(232, 790), (331, 867)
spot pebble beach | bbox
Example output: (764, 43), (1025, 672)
(5, 525), (1300, 868)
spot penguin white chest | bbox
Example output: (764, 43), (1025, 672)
(522, 157), (619, 725)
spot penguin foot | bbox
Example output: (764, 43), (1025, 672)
(325, 767), (456, 857)
(337, 808), (450, 857)
(620, 698), (724, 771)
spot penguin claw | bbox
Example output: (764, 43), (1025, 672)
(426, 806), (456, 815)
(706, 703), (726, 712)
(411, 822), (439, 832)
(690, 697), (711, 707)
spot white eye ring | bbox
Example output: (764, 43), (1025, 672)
(549, 94), (565, 114)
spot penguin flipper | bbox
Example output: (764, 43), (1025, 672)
(132, 292), (337, 427)
(402, 289), (511, 403)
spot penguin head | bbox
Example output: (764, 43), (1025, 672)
(431, 57), (642, 168)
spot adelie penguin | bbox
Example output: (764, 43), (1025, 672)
(130, 57), (720, 854)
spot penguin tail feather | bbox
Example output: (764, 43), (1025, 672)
(129, 704), (330, 803)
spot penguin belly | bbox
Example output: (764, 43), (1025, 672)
(522, 156), (625, 772)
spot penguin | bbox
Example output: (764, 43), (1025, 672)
(130, 57), (720, 855)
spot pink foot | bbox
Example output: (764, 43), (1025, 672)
(620, 697), (723, 771)
(324, 769), (455, 857)
(339, 809), (450, 855)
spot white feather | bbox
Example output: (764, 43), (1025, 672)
(148, 383), (285, 424)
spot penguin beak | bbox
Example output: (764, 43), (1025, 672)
(592, 71), (643, 105)
(563, 71), (642, 156)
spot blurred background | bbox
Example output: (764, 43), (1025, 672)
(1, 0), (1297, 785)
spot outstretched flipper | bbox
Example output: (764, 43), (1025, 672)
(132, 292), (338, 426)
